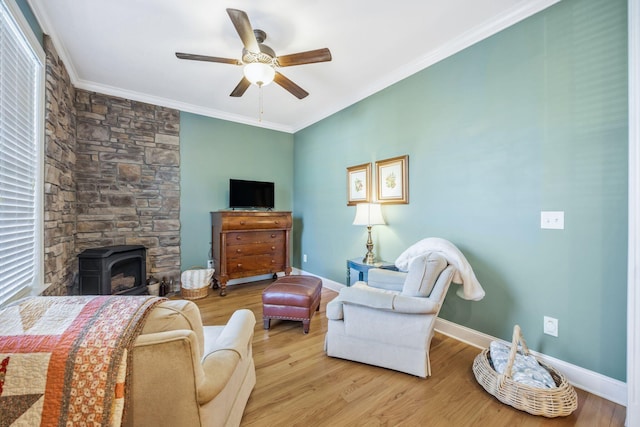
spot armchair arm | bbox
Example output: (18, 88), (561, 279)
(330, 286), (440, 316)
(367, 268), (406, 291)
(199, 309), (255, 404)
(392, 294), (440, 314)
(206, 309), (255, 359)
(199, 350), (241, 404)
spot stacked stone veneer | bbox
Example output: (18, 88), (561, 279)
(74, 91), (181, 281)
(41, 35), (181, 295)
(42, 35), (77, 296)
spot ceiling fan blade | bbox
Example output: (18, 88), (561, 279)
(274, 72), (309, 99)
(230, 77), (251, 97)
(175, 52), (241, 65)
(276, 48), (332, 67)
(226, 8), (260, 53)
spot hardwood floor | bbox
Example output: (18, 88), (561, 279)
(185, 279), (626, 426)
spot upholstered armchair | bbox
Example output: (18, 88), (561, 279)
(325, 252), (456, 378)
(124, 300), (256, 427)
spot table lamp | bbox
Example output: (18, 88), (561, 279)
(353, 203), (385, 264)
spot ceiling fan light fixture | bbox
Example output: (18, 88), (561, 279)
(243, 62), (275, 86)
(176, 9), (331, 99)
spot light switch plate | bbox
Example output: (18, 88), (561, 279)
(541, 211), (564, 229)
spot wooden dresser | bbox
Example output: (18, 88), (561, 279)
(210, 211), (292, 295)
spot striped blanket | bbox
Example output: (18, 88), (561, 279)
(0, 295), (163, 426)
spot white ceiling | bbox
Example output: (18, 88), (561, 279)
(28, 0), (558, 133)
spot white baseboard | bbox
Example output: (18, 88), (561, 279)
(435, 317), (627, 406)
(225, 274), (276, 286)
(228, 269), (346, 291)
(295, 268), (627, 407)
(291, 267), (345, 292)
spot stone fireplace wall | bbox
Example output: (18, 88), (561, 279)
(42, 35), (77, 296)
(74, 91), (181, 282)
(41, 35), (182, 295)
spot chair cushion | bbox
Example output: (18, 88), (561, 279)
(401, 252), (448, 297)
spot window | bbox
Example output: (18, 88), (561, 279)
(0, 0), (45, 306)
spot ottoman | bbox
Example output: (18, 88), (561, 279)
(262, 275), (322, 334)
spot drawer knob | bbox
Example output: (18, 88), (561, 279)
(271, 260), (276, 264)
(236, 249), (242, 253)
(274, 220), (279, 224)
(237, 263), (242, 268)
(271, 234), (276, 238)
(240, 221), (245, 225)
(236, 235), (242, 240)
(271, 246), (276, 250)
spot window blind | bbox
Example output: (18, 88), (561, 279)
(0, 0), (43, 306)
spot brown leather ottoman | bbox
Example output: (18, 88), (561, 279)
(262, 276), (322, 334)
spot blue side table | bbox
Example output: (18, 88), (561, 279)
(346, 258), (398, 286)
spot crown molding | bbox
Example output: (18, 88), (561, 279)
(73, 79), (293, 133)
(28, 0), (560, 134)
(27, 0), (77, 80)
(6, 0), (44, 61)
(27, 1), (292, 133)
(291, 0), (561, 132)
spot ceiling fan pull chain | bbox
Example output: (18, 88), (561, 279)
(258, 84), (264, 122)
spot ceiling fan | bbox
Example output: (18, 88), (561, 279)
(175, 8), (332, 99)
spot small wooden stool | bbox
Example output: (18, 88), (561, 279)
(262, 276), (322, 334)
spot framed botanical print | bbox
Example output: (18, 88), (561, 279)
(376, 155), (409, 204)
(346, 162), (371, 206)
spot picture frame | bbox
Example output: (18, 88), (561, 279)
(346, 162), (371, 206)
(376, 155), (409, 204)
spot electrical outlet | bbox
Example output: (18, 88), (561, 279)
(541, 211), (564, 229)
(207, 259), (213, 269)
(544, 316), (559, 337)
(303, 254), (308, 263)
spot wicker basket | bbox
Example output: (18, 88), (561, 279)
(180, 267), (214, 300)
(472, 325), (578, 417)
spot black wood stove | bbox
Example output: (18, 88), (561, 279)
(78, 245), (147, 295)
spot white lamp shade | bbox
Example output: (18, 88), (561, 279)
(353, 203), (385, 226)
(243, 63), (275, 86)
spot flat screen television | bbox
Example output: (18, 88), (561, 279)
(229, 179), (275, 210)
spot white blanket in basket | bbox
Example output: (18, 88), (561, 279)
(181, 268), (214, 289)
(489, 341), (556, 388)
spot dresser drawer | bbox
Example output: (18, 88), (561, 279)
(226, 241), (284, 258)
(227, 254), (285, 274)
(225, 231), (284, 246)
(222, 214), (291, 231)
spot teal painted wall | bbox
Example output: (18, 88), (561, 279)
(293, 0), (628, 380)
(180, 113), (294, 269)
(15, 0), (43, 45)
